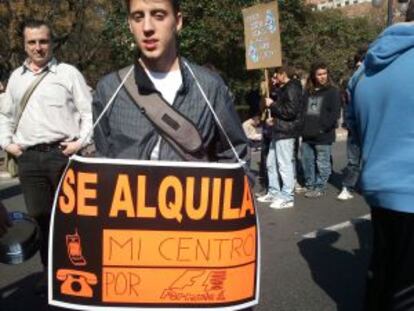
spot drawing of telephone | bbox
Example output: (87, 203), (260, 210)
(56, 269), (97, 298)
(66, 229), (87, 266)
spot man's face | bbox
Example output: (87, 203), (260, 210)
(128, 0), (182, 70)
(275, 72), (287, 85)
(314, 68), (328, 86)
(24, 25), (52, 68)
(271, 74), (278, 86)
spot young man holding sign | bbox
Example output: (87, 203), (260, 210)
(93, 0), (248, 163)
(91, 1), (254, 310)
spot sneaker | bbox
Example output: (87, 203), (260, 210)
(255, 190), (267, 198)
(269, 196), (285, 205)
(257, 193), (276, 203)
(337, 187), (354, 201)
(294, 183), (307, 194)
(0, 171), (12, 178)
(270, 200), (294, 209)
(305, 189), (325, 198)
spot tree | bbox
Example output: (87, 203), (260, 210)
(0, 0), (382, 102)
(0, 0), (116, 84)
(286, 7), (381, 82)
(180, 0), (262, 102)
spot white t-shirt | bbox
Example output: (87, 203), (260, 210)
(145, 69), (183, 160)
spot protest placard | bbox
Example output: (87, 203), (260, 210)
(48, 156), (259, 310)
(242, 1), (282, 70)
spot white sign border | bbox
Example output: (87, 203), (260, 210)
(48, 155), (261, 311)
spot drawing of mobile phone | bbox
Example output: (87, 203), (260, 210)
(66, 229), (87, 266)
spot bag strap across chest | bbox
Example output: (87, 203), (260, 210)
(118, 66), (206, 161)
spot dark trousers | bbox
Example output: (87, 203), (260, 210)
(366, 207), (414, 311)
(17, 149), (68, 267)
(342, 131), (361, 190)
(259, 135), (271, 189)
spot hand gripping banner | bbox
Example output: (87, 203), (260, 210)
(48, 156), (260, 310)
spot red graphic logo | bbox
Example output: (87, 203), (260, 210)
(160, 270), (227, 302)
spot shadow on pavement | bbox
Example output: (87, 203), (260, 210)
(0, 272), (47, 311)
(0, 272), (69, 311)
(297, 220), (372, 311)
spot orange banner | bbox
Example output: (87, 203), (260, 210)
(102, 265), (256, 304)
(49, 156), (259, 310)
(103, 227), (256, 267)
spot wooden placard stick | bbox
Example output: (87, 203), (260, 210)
(264, 68), (270, 98)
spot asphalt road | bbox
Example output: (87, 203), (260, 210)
(0, 140), (371, 311)
(252, 141), (370, 311)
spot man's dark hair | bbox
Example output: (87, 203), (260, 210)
(353, 44), (368, 69)
(21, 19), (53, 39)
(124, 0), (180, 14)
(275, 64), (295, 79)
(406, 0), (414, 22)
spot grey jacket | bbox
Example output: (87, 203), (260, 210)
(93, 58), (248, 163)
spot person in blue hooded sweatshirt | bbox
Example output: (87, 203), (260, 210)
(347, 2), (414, 310)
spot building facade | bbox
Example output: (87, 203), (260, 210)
(306, 0), (406, 20)
(306, 0), (372, 11)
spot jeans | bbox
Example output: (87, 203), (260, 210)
(342, 132), (361, 190)
(266, 138), (295, 202)
(301, 142), (332, 191)
(294, 137), (304, 185)
(17, 148), (68, 266)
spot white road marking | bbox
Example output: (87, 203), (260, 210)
(302, 214), (371, 239)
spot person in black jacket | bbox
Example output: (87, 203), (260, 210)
(301, 62), (341, 198)
(257, 65), (303, 209)
(256, 74), (278, 194)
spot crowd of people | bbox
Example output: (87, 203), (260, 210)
(0, 0), (414, 310)
(243, 2), (414, 309)
(243, 59), (359, 210)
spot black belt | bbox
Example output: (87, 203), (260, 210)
(27, 142), (62, 152)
